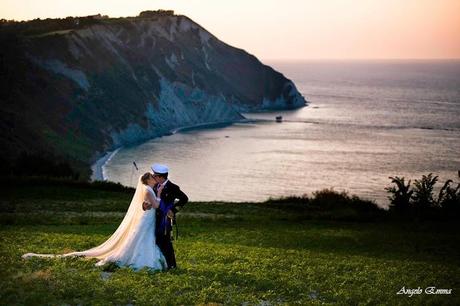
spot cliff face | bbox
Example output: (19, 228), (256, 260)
(0, 13), (306, 178)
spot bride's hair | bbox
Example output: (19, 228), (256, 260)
(141, 172), (153, 185)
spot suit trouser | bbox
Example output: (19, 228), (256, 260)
(156, 231), (176, 268)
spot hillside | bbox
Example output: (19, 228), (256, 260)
(0, 180), (458, 305)
(0, 11), (306, 179)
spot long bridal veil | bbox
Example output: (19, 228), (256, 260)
(22, 175), (166, 270)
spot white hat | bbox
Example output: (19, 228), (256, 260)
(151, 163), (169, 174)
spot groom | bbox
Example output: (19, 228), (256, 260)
(150, 163), (188, 270)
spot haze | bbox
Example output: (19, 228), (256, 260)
(1, 0), (459, 60)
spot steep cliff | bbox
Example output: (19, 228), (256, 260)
(0, 12), (306, 178)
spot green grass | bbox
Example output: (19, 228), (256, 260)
(1, 181), (459, 305)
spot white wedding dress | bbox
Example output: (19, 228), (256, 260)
(22, 176), (167, 271)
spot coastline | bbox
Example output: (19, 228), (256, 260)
(169, 118), (255, 134)
(90, 149), (120, 181)
(90, 118), (256, 182)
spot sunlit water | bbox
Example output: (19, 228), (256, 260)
(104, 60), (460, 207)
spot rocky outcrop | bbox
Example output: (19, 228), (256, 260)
(0, 12), (307, 178)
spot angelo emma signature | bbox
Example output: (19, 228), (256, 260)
(397, 286), (452, 297)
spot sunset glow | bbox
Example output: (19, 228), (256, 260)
(1, 0), (459, 60)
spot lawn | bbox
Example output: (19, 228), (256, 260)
(0, 180), (458, 305)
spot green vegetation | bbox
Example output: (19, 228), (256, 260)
(385, 173), (460, 219)
(1, 179), (459, 305)
(0, 10), (176, 37)
(0, 15), (105, 36)
(139, 10), (175, 18)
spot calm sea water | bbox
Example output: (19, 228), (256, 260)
(104, 60), (460, 207)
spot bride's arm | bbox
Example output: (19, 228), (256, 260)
(145, 189), (160, 209)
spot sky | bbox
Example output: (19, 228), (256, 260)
(1, 0), (459, 60)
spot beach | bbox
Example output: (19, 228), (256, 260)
(90, 149), (120, 181)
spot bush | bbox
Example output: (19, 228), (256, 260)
(437, 179), (460, 212)
(385, 173), (460, 219)
(138, 10), (175, 18)
(385, 176), (413, 212)
(262, 188), (383, 222)
(412, 173), (439, 209)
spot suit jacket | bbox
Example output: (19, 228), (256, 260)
(154, 180), (189, 230)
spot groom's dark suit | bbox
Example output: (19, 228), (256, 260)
(154, 180), (188, 269)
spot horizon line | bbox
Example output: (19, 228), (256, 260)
(261, 58), (460, 62)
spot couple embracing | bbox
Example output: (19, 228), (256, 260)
(22, 164), (188, 271)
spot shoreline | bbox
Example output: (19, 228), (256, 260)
(90, 148), (120, 181)
(90, 118), (256, 182)
(170, 118), (255, 134)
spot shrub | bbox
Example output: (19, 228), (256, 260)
(412, 173), (438, 209)
(386, 173), (460, 220)
(437, 179), (460, 211)
(385, 176), (413, 212)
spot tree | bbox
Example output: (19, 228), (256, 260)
(412, 173), (438, 209)
(437, 179), (460, 212)
(385, 176), (413, 212)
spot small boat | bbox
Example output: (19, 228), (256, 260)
(275, 115), (283, 122)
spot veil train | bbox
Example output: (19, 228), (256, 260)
(22, 175), (166, 270)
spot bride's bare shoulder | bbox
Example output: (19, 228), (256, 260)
(145, 185), (155, 194)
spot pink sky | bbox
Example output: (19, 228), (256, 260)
(1, 0), (459, 60)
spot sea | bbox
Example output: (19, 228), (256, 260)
(103, 60), (460, 207)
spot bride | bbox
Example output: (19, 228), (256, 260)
(22, 172), (167, 271)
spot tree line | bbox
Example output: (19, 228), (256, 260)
(385, 172), (460, 218)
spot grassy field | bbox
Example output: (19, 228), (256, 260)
(1, 180), (459, 305)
